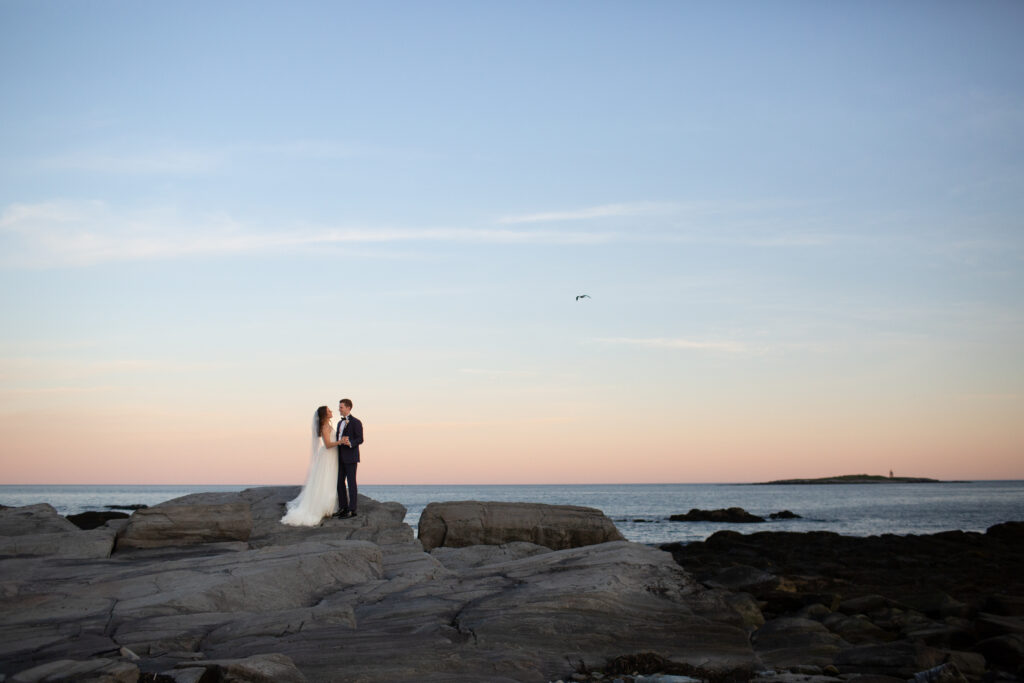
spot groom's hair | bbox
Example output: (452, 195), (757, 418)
(339, 398), (353, 409)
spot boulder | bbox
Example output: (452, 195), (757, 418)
(117, 498), (253, 548)
(176, 653), (306, 683)
(416, 500), (623, 550)
(669, 507), (766, 523)
(821, 612), (897, 644)
(770, 510), (803, 519)
(973, 633), (1024, 671)
(0, 503), (80, 536)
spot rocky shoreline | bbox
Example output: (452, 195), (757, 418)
(1, 488), (1021, 682)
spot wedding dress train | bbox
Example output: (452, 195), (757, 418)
(281, 416), (338, 526)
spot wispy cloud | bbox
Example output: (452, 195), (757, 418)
(459, 368), (540, 377)
(37, 149), (222, 175)
(0, 200), (614, 267)
(498, 202), (677, 224)
(31, 138), (421, 176)
(593, 336), (761, 354)
(0, 195), (843, 268)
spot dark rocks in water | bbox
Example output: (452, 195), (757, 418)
(67, 510), (129, 530)
(660, 521), (1024, 682)
(770, 510), (802, 519)
(670, 507), (765, 523)
(105, 504), (148, 510)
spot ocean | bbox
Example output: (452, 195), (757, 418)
(2, 481), (1022, 545)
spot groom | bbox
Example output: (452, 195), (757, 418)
(333, 398), (363, 518)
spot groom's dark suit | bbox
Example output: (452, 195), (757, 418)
(336, 415), (363, 513)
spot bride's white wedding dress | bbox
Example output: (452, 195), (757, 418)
(281, 415), (338, 526)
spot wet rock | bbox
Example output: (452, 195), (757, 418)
(840, 594), (891, 615)
(417, 500), (623, 550)
(669, 507), (766, 523)
(984, 594), (1024, 616)
(795, 603), (833, 622)
(976, 612), (1024, 639)
(821, 612), (897, 644)
(769, 510), (802, 519)
(905, 592), (972, 619)
(752, 617), (844, 669)
(835, 640), (945, 678)
(723, 591), (765, 631)
(972, 633), (1024, 671)
(703, 564), (779, 592)
(66, 510), (129, 530)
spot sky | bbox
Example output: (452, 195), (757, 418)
(1, 1), (1022, 485)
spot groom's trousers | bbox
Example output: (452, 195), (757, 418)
(338, 462), (358, 513)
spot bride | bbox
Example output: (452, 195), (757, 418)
(281, 406), (341, 526)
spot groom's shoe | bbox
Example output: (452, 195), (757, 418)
(332, 509), (349, 519)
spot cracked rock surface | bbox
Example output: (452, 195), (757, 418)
(1, 488), (755, 682)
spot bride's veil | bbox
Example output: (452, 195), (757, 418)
(311, 411), (322, 461)
(285, 411), (324, 515)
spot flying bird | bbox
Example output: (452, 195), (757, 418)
(575, 294), (591, 301)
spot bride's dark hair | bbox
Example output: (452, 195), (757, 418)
(315, 406), (329, 436)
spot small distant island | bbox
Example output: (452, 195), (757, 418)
(754, 473), (951, 485)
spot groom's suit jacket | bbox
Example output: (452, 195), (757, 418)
(336, 415), (363, 465)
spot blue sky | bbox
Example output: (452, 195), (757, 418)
(1, 1), (1022, 483)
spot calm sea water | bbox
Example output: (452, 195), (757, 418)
(2, 481), (1022, 545)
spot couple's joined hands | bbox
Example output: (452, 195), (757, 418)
(339, 436), (351, 447)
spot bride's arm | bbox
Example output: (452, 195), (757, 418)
(321, 424), (341, 448)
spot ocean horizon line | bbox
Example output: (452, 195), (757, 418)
(4, 478), (1022, 488)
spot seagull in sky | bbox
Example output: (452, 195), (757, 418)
(575, 294), (591, 301)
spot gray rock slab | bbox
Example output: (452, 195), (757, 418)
(430, 540), (552, 570)
(117, 499), (253, 548)
(0, 504), (80, 537)
(417, 500), (624, 550)
(206, 540), (758, 682)
(9, 657), (138, 683)
(0, 488), (764, 683)
(0, 527), (116, 559)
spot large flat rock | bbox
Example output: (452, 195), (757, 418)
(1, 489), (759, 682)
(417, 500), (624, 550)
